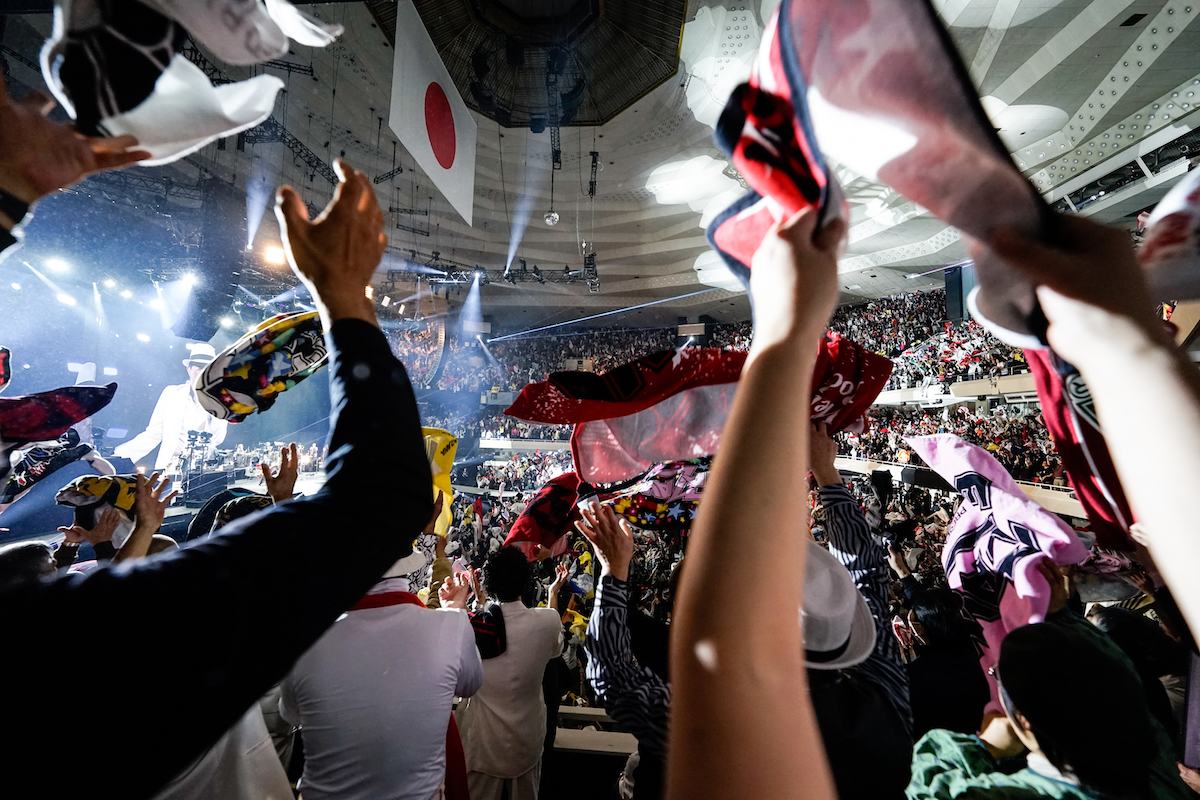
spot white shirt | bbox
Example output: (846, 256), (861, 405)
(114, 382), (228, 470)
(279, 578), (483, 800)
(153, 704), (291, 800)
(455, 601), (564, 778)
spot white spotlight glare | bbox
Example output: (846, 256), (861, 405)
(120, 289), (132, 298)
(219, 316), (234, 328)
(10, 282), (20, 290)
(264, 245), (286, 265)
(103, 279), (116, 288)
(45, 258), (70, 273)
(56, 292), (76, 306)
(182, 273), (197, 287)
(148, 299), (164, 310)
(136, 333), (150, 342)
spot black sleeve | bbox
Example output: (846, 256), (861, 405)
(1152, 585), (1199, 656)
(0, 320), (433, 799)
(93, 541), (117, 562)
(900, 574), (925, 602)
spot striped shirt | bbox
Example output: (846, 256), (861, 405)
(820, 482), (913, 739)
(585, 574), (671, 758)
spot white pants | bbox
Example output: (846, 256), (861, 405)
(466, 761), (541, 800)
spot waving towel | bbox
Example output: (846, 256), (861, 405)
(711, 0), (1046, 345)
(508, 337), (889, 484)
(907, 434), (1087, 711)
(197, 311), (328, 423)
(0, 383), (117, 447)
(578, 457), (710, 531)
(423, 427), (457, 536)
(504, 472), (582, 559)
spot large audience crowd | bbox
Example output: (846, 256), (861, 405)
(4, 39), (1200, 800)
(840, 405), (1063, 484)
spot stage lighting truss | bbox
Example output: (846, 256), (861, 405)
(387, 248), (599, 290)
(583, 253), (600, 293)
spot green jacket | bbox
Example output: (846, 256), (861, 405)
(906, 611), (1190, 799)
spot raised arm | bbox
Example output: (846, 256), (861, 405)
(579, 506), (670, 757)
(988, 216), (1200, 637)
(811, 424), (911, 737)
(667, 208), (844, 800)
(0, 161), (433, 798)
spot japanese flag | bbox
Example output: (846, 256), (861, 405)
(388, 1), (477, 225)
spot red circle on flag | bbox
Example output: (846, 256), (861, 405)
(425, 83), (456, 169)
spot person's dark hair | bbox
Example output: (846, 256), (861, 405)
(1088, 606), (1187, 678)
(483, 546), (532, 603)
(912, 587), (979, 646)
(998, 622), (1156, 800)
(0, 542), (56, 590)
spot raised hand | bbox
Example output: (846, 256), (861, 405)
(575, 505), (634, 582)
(468, 568), (487, 606)
(0, 82), (149, 215)
(261, 443), (299, 503)
(438, 571), (473, 610)
(134, 472), (178, 534)
(887, 544), (911, 579)
(423, 490), (445, 535)
(273, 159), (387, 327)
(809, 422), (841, 487)
(748, 207), (846, 358)
(58, 506), (122, 546)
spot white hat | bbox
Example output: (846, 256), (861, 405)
(801, 538), (877, 671)
(382, 546), (428, 578)
(182, 342), (217, 367)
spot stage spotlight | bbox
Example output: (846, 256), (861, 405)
(10, 282), (19, 290)
(45, 258), (70, 273)
(182, 273), (198, 287)
(56, 292), (76, 305)
(136, 333), (150, 342)
(399, 304), (405, 314)
(264, 245), (286, 265)
(381, 295), (392, 307)
(103, 279), (116, 288)
(219, 316), (234, 328)
(365, 286), (375, 300)
(120, 289), (132, 298)
(473, 265), (489, 285)
(148, 299), (164, 310)
(503, 264), (516, 284)
(532, 265), (545, 284)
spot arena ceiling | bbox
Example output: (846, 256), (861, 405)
(1, 0), (1198, 330)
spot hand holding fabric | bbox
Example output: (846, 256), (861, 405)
(0, 82), (148, 213)
(747, 208), (845, 360)
(983, 215), (1165, 368)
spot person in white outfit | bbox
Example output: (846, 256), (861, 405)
(114, 343), (227, 473)
(454, 546), (565, 800)
(281, 544), (484, 800)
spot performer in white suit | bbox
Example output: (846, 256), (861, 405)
(114, 343), (228, 473)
